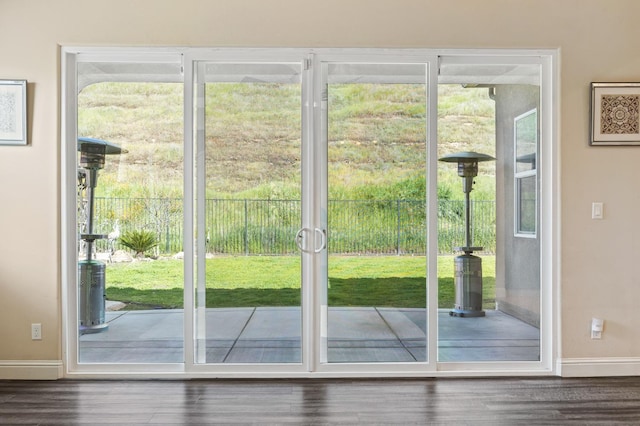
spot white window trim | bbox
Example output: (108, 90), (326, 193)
(61, 47), (559, 378)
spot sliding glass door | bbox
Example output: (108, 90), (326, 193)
(437, 58), (543, 363)
(321, 62), (430, 364)
(73, 56), (185, 364)
(193, 61), (304, 364)
(189, 56), (435, 368)
(64, 48), (553, 376)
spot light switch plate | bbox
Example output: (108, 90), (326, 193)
(592, 202), (603, 219)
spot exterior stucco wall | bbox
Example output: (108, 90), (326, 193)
(495, 85), (541, 327)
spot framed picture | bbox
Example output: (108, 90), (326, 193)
(0, 80), (27, 145)
(591, 82), (640, 145)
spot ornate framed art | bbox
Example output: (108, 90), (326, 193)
(591, 82), (640, 146)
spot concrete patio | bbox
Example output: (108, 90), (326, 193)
(79, 307), (540, 364)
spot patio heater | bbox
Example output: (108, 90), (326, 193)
(78, 137), (123, 333)
(439, 151), (495, 317)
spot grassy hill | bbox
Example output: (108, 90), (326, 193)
(78, 81), (496, 201)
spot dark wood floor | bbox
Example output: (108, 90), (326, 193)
(2, 377), (640, 424)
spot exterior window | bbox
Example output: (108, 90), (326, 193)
(514, 109), (537, 236)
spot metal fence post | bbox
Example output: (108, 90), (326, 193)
(244, 199), (249, 256)
(397, 199), (401, 255)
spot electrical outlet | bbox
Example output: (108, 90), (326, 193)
(31, 323), (42, 340)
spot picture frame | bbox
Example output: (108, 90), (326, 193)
(0, 79), (27, 146)
(591, 82), (640, 146)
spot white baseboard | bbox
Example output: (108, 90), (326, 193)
(0, 360), (63, 380)
(2, 358), (636, 379)
(558, 357), (640, 377)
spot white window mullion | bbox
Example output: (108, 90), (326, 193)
(315, 59), (329, 368)
(301, 53), (316, 372)
(61, 49), (80, 374)
(539, 53), (558, 374)
(426, 56), (439, 371)
(194, 61), (208, 365)
(182, 53), (196, 370)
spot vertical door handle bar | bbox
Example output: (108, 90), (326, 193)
(314, 228), (326, 253)
(296, 227), (310, 252)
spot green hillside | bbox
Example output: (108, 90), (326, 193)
(78, 82), (496, 201)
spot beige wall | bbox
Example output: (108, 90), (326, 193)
(2, 0), (640, 375)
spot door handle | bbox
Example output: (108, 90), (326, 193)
(295, 227), (311, 253)
(296, 228), (326, 253)
(314, 228), (326, 253)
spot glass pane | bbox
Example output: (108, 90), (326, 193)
(517, 175), (536, 234)
(77, 62), (185, 363)
(515, 109), (537, 173)
(325, 63), (428, 363)
(437, 62), (541, 362)
(196, 62), (303, 363)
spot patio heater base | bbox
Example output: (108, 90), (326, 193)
(449, 253), (485, 318)
(450, 309), (486, 318)
(79, 323), (109, 334)
(79, 260), (109, 334)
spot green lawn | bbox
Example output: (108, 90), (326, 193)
(105, 255), (495, 310)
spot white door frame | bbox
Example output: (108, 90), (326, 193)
(61, 47), (559, 378)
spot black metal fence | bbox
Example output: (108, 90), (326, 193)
(92, 197), (495, 255)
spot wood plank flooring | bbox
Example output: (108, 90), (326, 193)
(2, 377), (640, 424)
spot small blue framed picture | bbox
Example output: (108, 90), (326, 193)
(0, 79), (27, 146)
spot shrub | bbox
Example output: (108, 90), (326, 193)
(119, 229), (158, 257)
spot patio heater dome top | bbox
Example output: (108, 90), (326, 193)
(438, 151), (495, 163)
(77, 136), (125, 155)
